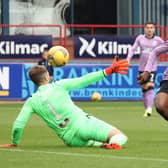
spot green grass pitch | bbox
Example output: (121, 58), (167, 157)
(0, 101), (168, 168)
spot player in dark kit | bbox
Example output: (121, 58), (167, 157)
(38, 50), (54, 81)
(138, 42), (168, 121)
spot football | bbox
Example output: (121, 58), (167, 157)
(91, 92), (102, 101)
(47, 46), (69, 67)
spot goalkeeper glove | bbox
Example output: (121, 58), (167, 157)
(0, 144), (18, 147)
(104, 56), (129, 76)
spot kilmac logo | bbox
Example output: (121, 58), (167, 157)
(0, 67), (9, 96)
(0, 41), (48, 55)
(78, 37), (140, 57)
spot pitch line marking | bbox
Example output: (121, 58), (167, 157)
(0, 148), (168, 163)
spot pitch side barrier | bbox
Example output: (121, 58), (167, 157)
(64, 24), (167, 61)
(64, 24), (164, 39)
(0, 63), (166, 101)
(0, 24), (62, 60)
(0, 24), (167, 61)
(0, 35), (52, 59)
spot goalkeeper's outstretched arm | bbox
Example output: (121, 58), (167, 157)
(0, 99), (34, 147)
(12, 99), (34, 145)
(56, 57), (129, 91)
(56, 70), (106, 91)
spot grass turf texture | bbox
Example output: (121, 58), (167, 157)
(0, 101), (168, 168)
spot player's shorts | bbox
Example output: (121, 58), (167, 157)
(62, 115), (117, 147)
(138, 71), (156, 84)
(157, 80), (168, 94)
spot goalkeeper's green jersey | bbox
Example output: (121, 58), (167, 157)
(12, 70), (105, 145)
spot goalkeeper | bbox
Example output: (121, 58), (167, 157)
(0, 57), (129, 149)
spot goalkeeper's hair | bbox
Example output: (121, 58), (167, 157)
(29, 65), (48, 85)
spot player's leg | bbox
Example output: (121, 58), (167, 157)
(141, 82), (155, 116)
(62, 126), (107, 147)
(84, 128), (127, 149)
(106, 128), (127, 146)
(155, 80), (168, 120)
(75, 116), (128, 149)
(139, 72), (156, 117)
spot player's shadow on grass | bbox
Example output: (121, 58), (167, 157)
(23, 145), (101, 151)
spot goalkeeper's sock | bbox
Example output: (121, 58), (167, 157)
(109, 134), (128, 146)
(87, 140), (103, 147)
(87, 141), (121, 149)
(86, 134), (128, 148)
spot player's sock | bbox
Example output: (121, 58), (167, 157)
(87, 140), (103, 147)
(108, 134), (128, 146)
(87, 134), (128, 148)
(146, 89), (154, 111)
(143, 89), (154, 116)
(87, 140), (121, 149)
(142, 92), (148, 109)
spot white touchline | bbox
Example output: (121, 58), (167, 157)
(0, 148), (168, 163)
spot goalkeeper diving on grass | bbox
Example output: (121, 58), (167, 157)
(0, 57), (129, 149)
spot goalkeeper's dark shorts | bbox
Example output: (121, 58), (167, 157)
(157, 80), (168, 94)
